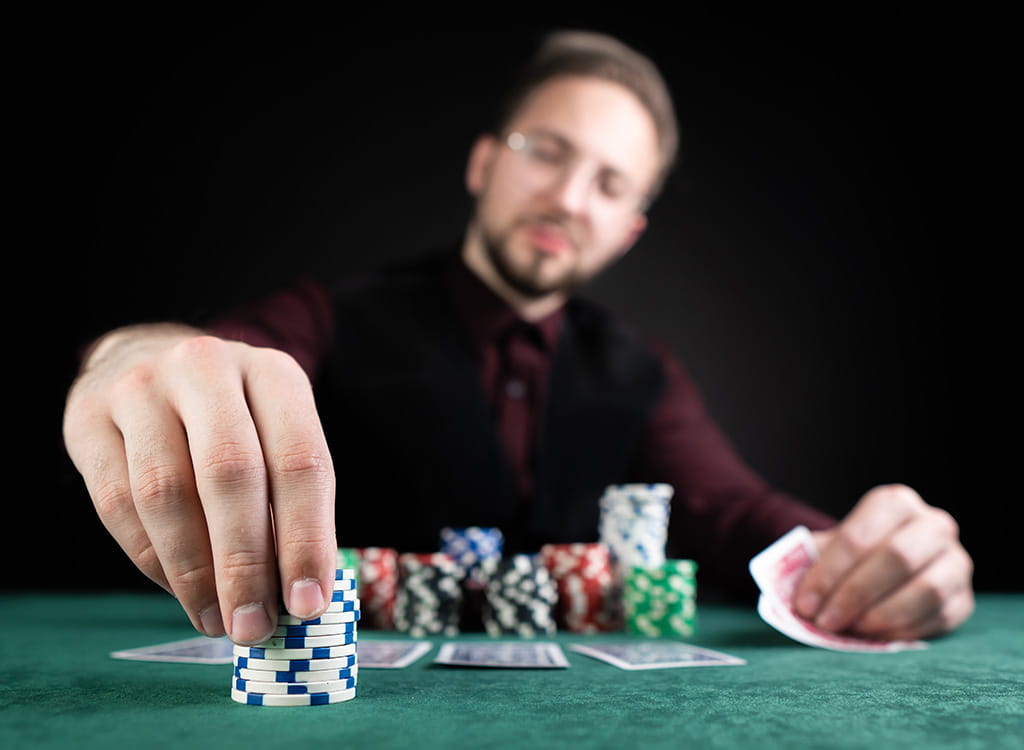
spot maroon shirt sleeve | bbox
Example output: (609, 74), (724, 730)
(204, 278), (335, 383)
(634, 338), (836, 599)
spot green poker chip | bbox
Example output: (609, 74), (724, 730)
(623, 560), (697, 637)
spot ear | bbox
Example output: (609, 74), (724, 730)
(465, 134), (499, 197)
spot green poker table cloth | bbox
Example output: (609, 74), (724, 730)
(1, 593), (1021, 749)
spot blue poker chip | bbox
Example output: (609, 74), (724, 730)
(330, 587), (356, 600)
(335, 568), (357, 581)
(234, 643), (357, 660)
(235, 676), (356, 695)
(277, 602), (359, 624)
(256, 632), (357, 649)
(234, 654), (356, 672)
(271, 619), (358, 637)
(231, 686), (357, 706)
(234, 665), (358, 682)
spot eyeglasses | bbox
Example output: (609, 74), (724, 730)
(504, 130), (650, 214)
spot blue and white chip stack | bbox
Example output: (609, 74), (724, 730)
(231, 569), (360, 706)
(440, 527), (504, 585)
(598, 484), (674, 627)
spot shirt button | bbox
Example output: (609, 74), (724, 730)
(505, 380), (527, 399)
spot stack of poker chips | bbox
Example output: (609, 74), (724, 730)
(623, 559), (698, 637)
(231, 569), (359, 706)
(540, 542), (617, 633)
(340, 547), (399, 630)
(482, 553), (558, 637)
(440, 527), (504, 631)
(440, 527), (504, 585)
(598, 483), (674, 628)
(393, 553), (464, 637)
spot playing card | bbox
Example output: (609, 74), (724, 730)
(358, 640), (432, 668)
(749, 526), (928, 652)
(433, 642), (569, 668)
(110, 636), (234, 664)
(569, 642), (746, 670)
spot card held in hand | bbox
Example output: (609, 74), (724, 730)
(749, 526), (927, 653)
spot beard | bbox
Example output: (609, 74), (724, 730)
(477, 215), (589, 300)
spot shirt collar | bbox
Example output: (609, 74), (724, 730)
(444, 252), (563, 353)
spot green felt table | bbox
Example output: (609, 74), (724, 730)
(0, 593), (1021, 749)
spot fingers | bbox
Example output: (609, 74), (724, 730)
(794, 484), (973, 639)
(63, 403), (170, 593)
(110, 365), (222, 637)
(169, 336), (279, 645)
(854, 546), (975, 640)
(795, 484), (922, 624)
(64, 331), (338, 647)
(243, 348), (337, 620)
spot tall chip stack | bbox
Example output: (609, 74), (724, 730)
(231, 568), (359, 706)
(540, 542), (618, 632)
(393, 553), (464, 636)
(598, 483), (674, 629)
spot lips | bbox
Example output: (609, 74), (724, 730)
(525, 223), (573, 256)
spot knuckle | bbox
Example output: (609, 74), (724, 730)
(254, 345), (303, 374)
(929, 507), (960, 538)
(91, 475), (135, 519)
(168, 559), (217, 595)
(872, 483), (923, 512)
(197, 442), (265, 488)
(109, 362), (160, 403)
(277, 528), (335, 561)
(272, 440), (334, 481)
(170, 334), (233, 366)
(133, 463), (188, 509)
(836, 526), (872, 558)
(219, 549), (272, 583)
(885, 541), (918, 576)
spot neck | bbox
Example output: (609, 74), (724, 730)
(460, 228), (568, 322)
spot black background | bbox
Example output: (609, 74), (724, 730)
(6, 7), (1016, 591)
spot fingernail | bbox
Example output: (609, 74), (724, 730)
(289, 578), (325, 619)
(817, 607), (844, 632)
(231, 602), (273, 644)
(796, 591), (820, 618)
(198, 603), (224, 637)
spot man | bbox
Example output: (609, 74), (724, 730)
(62, 31), (973, 646)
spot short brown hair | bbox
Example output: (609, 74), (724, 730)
(493, 30), (679, 201)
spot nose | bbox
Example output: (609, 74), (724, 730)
(544, 163), (592, 216)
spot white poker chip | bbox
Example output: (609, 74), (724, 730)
(234, 665), (357, 682)
(277, 606), (359, 625)
(324, 591), (359, 606)
(255, 632), (357, 649)
(234, 676), (356, 695)
(331, 580), (357, 592)
(234, 654), (356, 671)
(233, 643), (357, 660)
(335, 568), (357, 581)
(271, 620), (358, 637)
(231, 686), (357, 706)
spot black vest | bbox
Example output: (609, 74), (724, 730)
(316, 253), (666, 554)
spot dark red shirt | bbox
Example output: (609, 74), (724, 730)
(209, 256), (835, 596)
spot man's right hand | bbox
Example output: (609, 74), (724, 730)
(62, 325), (337, 644)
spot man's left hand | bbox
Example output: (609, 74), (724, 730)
(794, 484), (974, 640)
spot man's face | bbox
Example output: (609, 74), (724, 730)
(466, 75), (661, 301)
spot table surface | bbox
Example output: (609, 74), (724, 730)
(0, 592), (1021, 749)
